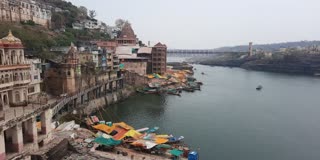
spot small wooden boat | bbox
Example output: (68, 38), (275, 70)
(136, 127), (149, 133)
(146, 127), (159, 133)
(136, 89), (146, 94)
(183, 87), (194, 92)
(166, 136), (185, 144)
(256, 85), (263, 90)
(196, 82), (203, 85)
(167, 89), (181, 96)
(167, 91), (181, 96)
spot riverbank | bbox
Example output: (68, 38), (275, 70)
(191, 52), (320, 76)
(43, 74), (199, 160)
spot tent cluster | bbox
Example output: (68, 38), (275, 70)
(85, 116), (192, 158)
(138, 69), (203, 96)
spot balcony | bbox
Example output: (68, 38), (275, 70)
(14, 79), (31, 85)
(0, 82), (14, 89)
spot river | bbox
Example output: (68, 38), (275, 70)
(101, 56), (320, 160)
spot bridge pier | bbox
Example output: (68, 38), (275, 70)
(23, 117), (38, 145)
(5, 124), (23, 153)
(40, 109), (52, 135)
(0, 130), (5, 160)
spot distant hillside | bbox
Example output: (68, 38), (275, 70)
(214, 41), (320, 52)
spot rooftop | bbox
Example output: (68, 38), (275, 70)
(138, 47), (152, 54)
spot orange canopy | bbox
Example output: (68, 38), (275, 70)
(114, 122), (134, 130)
(93, 124), (115, 134)
(155, 137), (169, 144)
(113, 126), (129, 140)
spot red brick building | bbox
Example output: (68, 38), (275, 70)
(151, 43), (167, 75)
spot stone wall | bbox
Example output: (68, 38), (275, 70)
(80, 86), (135, 114)
(123, 71), (148, 87)
(122, 61), (147, 75)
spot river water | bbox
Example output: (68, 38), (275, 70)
(102, 56), (320, 160)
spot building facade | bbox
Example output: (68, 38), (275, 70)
(25, 57), (41, 103)
(0, 30), (32, 112)
(0, 0), (52, 28)
(151, 43), (167, 75)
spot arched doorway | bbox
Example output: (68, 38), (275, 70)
(15, 91), (20, 102)
(23, 90), (27, 102)
(3, 94), (8, 106)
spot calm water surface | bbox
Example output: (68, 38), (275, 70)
(102, 57), (320, 160)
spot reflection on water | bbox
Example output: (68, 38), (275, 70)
(100, 56), (320, 160)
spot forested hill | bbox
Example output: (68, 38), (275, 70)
(214, 41), (320, 52)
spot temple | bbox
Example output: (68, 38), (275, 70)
(116, 22), (137, 46)
(0, 30), (32, 112)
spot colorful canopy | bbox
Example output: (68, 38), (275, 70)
(155, 137), (169, 144)
(114, 122), (134, 130)
(155, 144), (171, 149)
(131, 140), (157, 149)
(125, 130), (142, 139)
(94, 137), (121, 146)
(113, 126), (129, 140)
(170, 149), (183, 157)
(93, 124), (115, 134)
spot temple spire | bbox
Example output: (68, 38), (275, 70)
(8, 30), (13, 37)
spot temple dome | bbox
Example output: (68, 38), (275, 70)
(1, 30), (22, 43)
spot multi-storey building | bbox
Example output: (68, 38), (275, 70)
(0, 0), (52, 28)
(25, 57), (41, 102)
(0, 30), (32, 112)
(151, 43), (167, 75)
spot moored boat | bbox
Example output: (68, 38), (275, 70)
(256, 85), (263, 90)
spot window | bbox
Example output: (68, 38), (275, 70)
(4, 74), (9, 83)
(28, 86), (35, 93)
(34, 75), (38, 80)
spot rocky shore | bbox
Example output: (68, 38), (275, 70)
(193, 52), (320, 76)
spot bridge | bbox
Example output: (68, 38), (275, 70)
(167, 49), (249, 55)
(0, 77), (124, 159)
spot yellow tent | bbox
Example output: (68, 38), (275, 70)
(155, 137), (169, 144)
(124, 130), (142, 139)
(114, 122), (134, 130)
(147, 75), (154, 79)
(93, 124), (115, 134)
(156, 135), (170, 138)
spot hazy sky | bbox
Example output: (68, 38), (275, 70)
(67, 0), (320, 49)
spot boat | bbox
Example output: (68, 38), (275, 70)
(145, 89), (158, 94)
(196, 81), (203, 85)
(166, 136), (185, 144)
(167, 89), (181, 96)
(136, 127), (149, 133)
(136, 88), (146, 94)
(201, 72), (205, 75)
(256, 85), (263, 90)
(167, 91), (181, 96)
(146, 126), (159, 133)
(183, 87), (194, 92)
